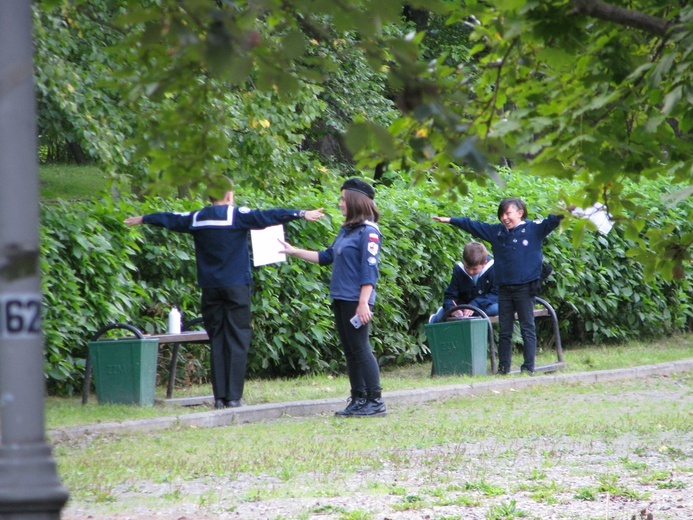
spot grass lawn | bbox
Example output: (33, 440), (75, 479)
(47, 334), (693, 430)
(39, 163), (110, 200)
(53, 336), (693, 520)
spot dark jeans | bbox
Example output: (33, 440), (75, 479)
(332, 299), (381, 397)
(201, 285), (252, 401)
(498, 283), (536, 373)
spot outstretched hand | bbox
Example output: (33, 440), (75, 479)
(277, 238), (320, 263)
(432, 216), (451, 223)
(277, 239), (295, 255)
(124, 216), (143, 226)
(304, 208), (325, 222)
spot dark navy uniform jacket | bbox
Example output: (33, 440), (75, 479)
(443, 257), (498, 313)
(317, 221), (381, 305)
(449, 215), (562, 286)
(143, 205), (303, 288)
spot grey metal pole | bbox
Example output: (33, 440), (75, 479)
(0, 1), (70, 517)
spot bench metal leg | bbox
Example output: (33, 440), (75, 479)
(166, 317), (206, 399)
(166, 342), (181, 400)
(535, 297), (564, 365)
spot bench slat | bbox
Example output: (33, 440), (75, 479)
(486, 308), (549, 324)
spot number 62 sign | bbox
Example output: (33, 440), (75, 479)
(0, 294), (42, 338)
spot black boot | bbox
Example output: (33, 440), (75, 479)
(351, 391), (386, 417)
(335, 391), (367, 417)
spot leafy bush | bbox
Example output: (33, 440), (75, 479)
(40, 174), (692, 395)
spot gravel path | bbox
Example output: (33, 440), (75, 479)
(62, 422), (693, 519)
(60, 367), (693, 520)
(63, 436), (693, 520)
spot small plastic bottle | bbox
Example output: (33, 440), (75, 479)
(168, 307), (181, 334)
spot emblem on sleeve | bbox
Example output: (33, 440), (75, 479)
(367, 256), (377, 266)
(367, 242), (379, 255)
(368, 233), (379, 242)
(239, 206), (251, 214)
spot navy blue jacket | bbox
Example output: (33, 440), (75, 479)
(143, 205), (303, 288)
(318, 221), (381, 305)
(449, 215), (562, 286)
(443, 257), (498, 313)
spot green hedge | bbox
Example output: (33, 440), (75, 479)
(41, 174), (692, 395)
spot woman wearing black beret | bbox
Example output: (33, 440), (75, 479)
(280, 178), (386, 417)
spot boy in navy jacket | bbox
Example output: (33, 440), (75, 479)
(125, 179), (324, 408)
(434, 198), (564, 374)
(429, 242), (498, 323)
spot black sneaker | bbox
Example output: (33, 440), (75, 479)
(350, 398), (387, 417)
(335, 397), (367, 417)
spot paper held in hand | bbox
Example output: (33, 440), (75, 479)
(574, 203), (613, 235)
(250, 225), (287, 266)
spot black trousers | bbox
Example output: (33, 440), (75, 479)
(201, 285), (252, 401)
(498, 283), (536, 373)
(331, 299), (381, 397)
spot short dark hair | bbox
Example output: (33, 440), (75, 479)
(209, 177), (234, 203)
(462, 242), (488, 266)
(497, 197), (527, 220)
(343, 189), (380, 225)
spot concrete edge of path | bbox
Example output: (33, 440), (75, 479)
(47, 359), (693, 443)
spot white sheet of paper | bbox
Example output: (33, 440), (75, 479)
(572, 203), (613, 235)
(583, 203), (613, 235)
(250, 225), (287, 267)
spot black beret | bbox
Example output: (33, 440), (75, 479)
(341, 178), (375, 200)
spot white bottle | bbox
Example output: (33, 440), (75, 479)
(168, 307), (181, 334)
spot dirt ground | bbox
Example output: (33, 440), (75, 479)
(62, 424), (693, 519)
(60, 438), (693, 519)
(58, 366), (693, 520)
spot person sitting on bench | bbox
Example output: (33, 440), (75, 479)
(429, 242), (498, 324)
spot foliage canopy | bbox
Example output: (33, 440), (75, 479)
(35, 0), (693, 278)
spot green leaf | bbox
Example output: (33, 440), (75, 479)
(469, 43), (486, 57)
(662, 86), (682, 115)
(344, 123), (371, 155)
(281, 31), (307, 60)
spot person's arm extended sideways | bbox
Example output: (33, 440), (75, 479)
(277, 240), (320, 263)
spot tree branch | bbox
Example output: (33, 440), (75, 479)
(569, 0), (674, 37)
(481, 39), (518, 138)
